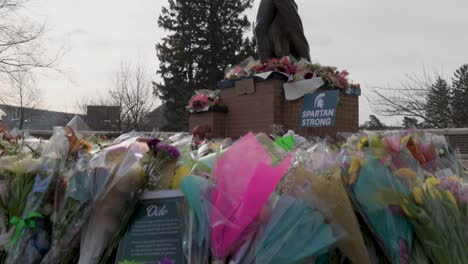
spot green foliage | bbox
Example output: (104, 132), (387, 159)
(402, 116), (420, 129)
(422, 65), (468, 127)
(0, 170), (36, 230)
(155, 0), (255, 131)
(425, 77), (454, 127)
(361, 115), (386, 130)
(451, 64), (468, 126)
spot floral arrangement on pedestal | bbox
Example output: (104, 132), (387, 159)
(187, 89), (221, 113)
(224, 56), (360, 91)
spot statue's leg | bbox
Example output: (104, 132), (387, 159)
(255, 0), (276, 61)
(270, 18), (290, 58)
(272, 0), (311, 61)
(290, 31), (311, 61)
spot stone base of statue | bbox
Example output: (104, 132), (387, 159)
(189, 79), (359, 139)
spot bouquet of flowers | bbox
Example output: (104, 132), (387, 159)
(378, 174), (468, 263)
(187, 90), (220, 113)
(5, 126), (70, 264)
(78, 140), (149, 264)
(224, 56), (357, 89)
(0, 155), (42, 261)
(79, 137), (181, 264)
(40, 153), (95, 263)
(341, 133), (414, 264)
(283, 142), (371, 264)
(252, 194), (336, 264)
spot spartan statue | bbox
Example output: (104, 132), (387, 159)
(255, 0), (311, 61)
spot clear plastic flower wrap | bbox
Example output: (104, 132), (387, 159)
(81, 137), (182, 264)
(78, 140), (148, 264)
(342, 132), (414, 264)
(251, 194), (337, 264)
(180, 133), (292, 263)
(209, 133), (292, 261)
(187, 89), (220, 113)
(170, 135), (195, 190)
(180, 175), (213, 264)
(40, 153), (94, 263)
(0, 155), (42, 261)
(282, 141), (371, 264)
(376, 168), (468, 263)
(224, 57), (255, 80)
(5, 126), (69, 264)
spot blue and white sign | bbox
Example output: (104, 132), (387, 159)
(300, 90), (339, 127)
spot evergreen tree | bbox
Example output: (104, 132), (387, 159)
(451, 64), (468, 127)
(402, 117), (420, 129)
(155, 0), (255, 131)
(425, 77), (453, 128)
(361, 115), (386, 130)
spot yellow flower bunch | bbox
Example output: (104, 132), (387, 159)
(412, 187), (424, 205)
(425, 177), (440, 187)
(394, 168), (418, 184)
(401, 135), (410, 146)
(347, 156), (361, 185)
(357, 137), (368, 151)
(409, 177), (458, 207)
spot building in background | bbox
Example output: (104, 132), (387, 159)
(0, 104), (80, 130)
(146, 104), (168, 131)
(85, 105), (121, 131)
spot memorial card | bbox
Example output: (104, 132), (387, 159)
(115, 190), (190, 264)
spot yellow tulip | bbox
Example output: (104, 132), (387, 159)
(348, 157), (361, 184)
(394, 168), (418, 181)
(423, 171), (435, 179)
(425, 177), (440, 188)
(401, 199), (412, 218)
(171, 165), (191, 189)
(357, 137), (368, 151)
(401, 135), (410, 145)
(412, 187), (424, 205)
(448, 176), (462, 183)
(427, 187), (442, 200)
(444, 190), (457, 205)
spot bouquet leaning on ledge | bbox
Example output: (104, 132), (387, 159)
(98, 138), (181, 264)
(78, 138), (180, 264)
(5, 127), (70, 264)
(0, 155), (42, 262)
(40, 152), (94, 264)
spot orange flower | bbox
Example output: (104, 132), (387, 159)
(79, 139), (92, 152)
(406, 137), (426, 164)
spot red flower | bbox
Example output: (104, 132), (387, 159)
(420, 143), (437, 162)
(304, 71), (314, 79)
(189, 93), (209, 111)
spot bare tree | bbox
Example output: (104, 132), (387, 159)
(110, 60), (155, 131)
(76, 95), (111, 116)
(368, 72), (454, 128)
(0, 0), (63, 82)
(4, 71), (41, 129)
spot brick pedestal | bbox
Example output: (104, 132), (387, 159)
(189, 79), (359, 139)
(189, 111), (227, 138)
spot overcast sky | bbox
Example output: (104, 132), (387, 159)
(32, 0), (468, 125)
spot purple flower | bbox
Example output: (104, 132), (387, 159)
(146, 138), (180, 159)
(461, 192), (468, 204)
(160, 257), (175, 264)
(155, 142), (181, 159)
(147, 138), (161, 150)
(399, 240), (409, 264)
(388, 205), (405, 216)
